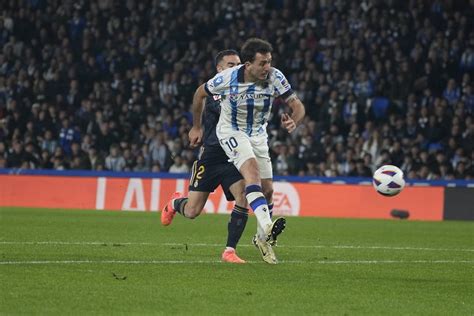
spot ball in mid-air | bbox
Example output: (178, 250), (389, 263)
(372, 165), (405, 196)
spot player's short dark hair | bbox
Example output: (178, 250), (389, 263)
(240, 38), (273, 63)
(214, 49), (239, 67)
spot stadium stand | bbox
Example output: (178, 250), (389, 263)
(0, 0), (472, 180)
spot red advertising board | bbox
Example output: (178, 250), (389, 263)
(0, 175), (444, 220)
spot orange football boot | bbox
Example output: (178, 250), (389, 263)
(161, 192), (183, 226)
(221, 249), (246, 263)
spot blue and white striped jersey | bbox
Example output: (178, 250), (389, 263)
(204, 65), (293, 136)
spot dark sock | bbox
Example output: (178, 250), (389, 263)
(226, 205), (248, 249)
(269, 203), (273, 219)
(173, 198), (188, 217)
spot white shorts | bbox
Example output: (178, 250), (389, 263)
(216, 128), (273, 179)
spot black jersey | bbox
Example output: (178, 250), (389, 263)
(202, 96), (222, 147)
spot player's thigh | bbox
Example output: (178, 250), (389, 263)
(218, 130), (255, 171)
(188, 158), (220, 215)
(251, 135), (273, 179)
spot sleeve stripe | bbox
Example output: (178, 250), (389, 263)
(280, 89), (294, 100)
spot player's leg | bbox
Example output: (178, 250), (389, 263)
(255, 179), (273, 241)
(161, 190), (210, 225)
(176, 191), (209, 219)
(252, 178), (275, 247)
(226, 179), (248, 250)
(251, 135), (285, 244)
(161, 157), (215, 225)
(239, 158), (275, 230)
(221, 178), (248, 263)
(261, 178), (274, 218)
(260, 178), (282, 246)
(218, 131), (273, 231)
(240, 159), (282, 264)
(218, 130), (283, 246)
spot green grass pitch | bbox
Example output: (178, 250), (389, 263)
(1, 207), (473, 315)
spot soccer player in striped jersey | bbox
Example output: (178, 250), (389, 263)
(189, 38), (306, 263)
(161, 50), (250, 263)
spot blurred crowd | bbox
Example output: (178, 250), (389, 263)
(0, 0), (473, 180)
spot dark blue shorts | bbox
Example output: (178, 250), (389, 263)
(189, 145), (243, 201)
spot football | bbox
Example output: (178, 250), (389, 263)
(372, 165), (406, 196)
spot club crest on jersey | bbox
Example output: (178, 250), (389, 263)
(213, 76), (223, 86)
(274, 69), (284, 80)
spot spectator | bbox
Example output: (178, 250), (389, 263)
(443, 79), (461, 105)
(40, 130), (58, 154)
(58, 118), (80, 156)
(169, 156), (190, 173)
(7, 141), (25, 168)
(274, 143), (289, 176)
(0, 0), (471, 181)
(149, 132), (172, 171)
(133, 155), (149, 172)
(105, 144), (126, 171)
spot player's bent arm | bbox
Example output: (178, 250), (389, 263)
(189, 84), (209, 147)
(191, 84), (208, 128)
(285, 94), (306, 125)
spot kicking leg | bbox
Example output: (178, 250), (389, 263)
(255, 178), (282, 246)
(262, 178), (274, 218)
(239, 158), (273, 230)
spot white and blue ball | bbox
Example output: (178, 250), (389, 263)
(372, 165), (405, 197)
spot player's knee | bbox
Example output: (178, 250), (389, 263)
(240, 159), (261, 184)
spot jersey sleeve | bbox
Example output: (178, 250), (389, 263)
(272, 68), (294, 100)
(204, 71), (228, 96)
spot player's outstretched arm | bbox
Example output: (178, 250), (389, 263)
(189, 84), (208, 147)
(281, 94), (305, 133)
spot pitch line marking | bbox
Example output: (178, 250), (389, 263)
(0, 259), (473, 265)
(164, 243), (474, 252)
(1, 241), (473, 252)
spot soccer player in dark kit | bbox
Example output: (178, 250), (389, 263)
(161, 50), (250, 263)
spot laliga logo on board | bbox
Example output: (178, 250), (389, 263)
(272, 182), (300, 216)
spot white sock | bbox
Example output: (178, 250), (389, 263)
(256, 224), (266, 241)
(246, 190), (272, 231)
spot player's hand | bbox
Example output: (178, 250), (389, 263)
(188, 127), (203, 148)
(281, 113), (296, 133)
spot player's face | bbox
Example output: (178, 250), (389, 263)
(247, 52), (272, 81)
(217, 55), (241, 73)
